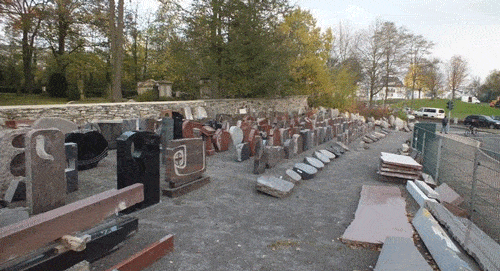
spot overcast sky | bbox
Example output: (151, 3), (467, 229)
(138, 0), (500, 82)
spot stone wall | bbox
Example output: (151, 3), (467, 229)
(0, 96), (309, 125)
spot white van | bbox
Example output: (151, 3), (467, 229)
(461, 96), (480, 104)
(414, 107), (446, 119)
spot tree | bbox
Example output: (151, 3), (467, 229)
(406, 34), (433, 99)
(0, 0), (49, 94)
(478, 70), (500, 102)
(280, 8), (333, 105)
(356, 20), (384, 105)
(378, 21), (408, 102)
(446, 55), (468, 100)
(421, 58), (443, 99)
(404, 64), (425, 98)
(109, 0), (125, 101)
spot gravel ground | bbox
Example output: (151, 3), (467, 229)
(73, 129), (417, 271)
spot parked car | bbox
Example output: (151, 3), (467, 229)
(463, 115), (500, 129)
(461, 96), (481, 104)
(492, 115), (500, 121)
(413, 107), (446, 119)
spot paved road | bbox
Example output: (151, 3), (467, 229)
(75, 130), (417, 271)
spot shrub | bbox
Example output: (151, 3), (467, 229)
(47, 73), (68, 98)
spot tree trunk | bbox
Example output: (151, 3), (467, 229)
(22, 29), (34, 94)
(109, 0), (124, 102)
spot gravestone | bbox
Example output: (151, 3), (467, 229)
(313, 128), (320, 146)
(122, 119), (139, 132)
(172, 112), (185, 139)
(65, 130), (108, 170)
(0, 129), (29, 202)
(319, 149), (336, 160)
(160, 117), (174, 162)
(283, 139), (293, 159)
(32, 117), (78, 135)
(279, 128), (289, 146)
(229, 126), (244, 146)
(300, 130), (311, 151)
(138, 118), (158, 132)
(236, 143), (251, 162)
(285, 169), (301, 184)
(313, 151), (330, 164)
(182, 120), (203, 139)
(164, 138), (206, 188)
(65, 142), (78, 193)
(304, 156), (324, 170)
(183, 107), (194, 120)
(214, 129), (231, 152)
(265, 146), (286, 168)
(293, 163), (317, 180)
(255, 176), (294, 198)
(25, 129), (66, 215)
(253, 136), (267, 175)
(195, 106), (208, 120)
(292, 134), (303, 155)
(96, 120), (123, 149)
(117, 131), (160, 210)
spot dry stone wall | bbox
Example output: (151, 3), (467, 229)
(0, 96), (308, 125)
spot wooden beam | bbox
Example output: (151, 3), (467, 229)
(0, 183), (144, 263)
(107, 234), (174, 271)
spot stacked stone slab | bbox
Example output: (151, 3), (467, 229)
(378, 152), (422, 181)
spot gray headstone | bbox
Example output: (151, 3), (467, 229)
(195, 106), (208, 120)
(184, 107), (194, 120)
(319, 149), (336, 159)
(122, 119), (139, 132)
(0, 129), (29, 201)
(313, 151), (330, 164)
(26, 129), (66, 215)
(293, 163), (317, 180)
(65, 142), (78, 193)
(96, 120), (123, 149)
(256, 176), (294, 198)
(32, 117), (78, 135)
(292, 134), (303, 154)
(265, 146), (285, 168)
(229, 126), (244, 145)
(285, 169), (301, 184)
(160, 118), (175, 163)
(300, 129), (313, 151)
(0, 207), (29, 228)
(283, 139), (294, 159)
(304, 157), (324, 170)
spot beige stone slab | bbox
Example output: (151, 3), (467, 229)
(341, 185), (414, 245)
(380, 152), (422, 170)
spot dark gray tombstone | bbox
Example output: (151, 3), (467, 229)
(283, 139), (293, 159)
(117, 131), (160, 210)
(65, 142), (78, 193)
(96, 120), (123, 149)
(122, 119), (139, 132)
(26, 129), (66, 215)
(160, 117), (175, 163)
(253, 136), (266, 175)
(304, 156), (324, 170)
(265, 146), (285, 168)
(236, 142), (251, 162)
(293, 163), (317, 180)
(4, 180), (26, 203)
(300, 129), (313, 151)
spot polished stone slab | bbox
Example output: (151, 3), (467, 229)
(293, 163), (317, 180)
(255, 176), (294, 198)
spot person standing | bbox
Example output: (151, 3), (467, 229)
(441, 116), (449, 134)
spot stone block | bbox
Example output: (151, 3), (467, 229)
(304, 156), (324, 170)
(256, 176), (294, 198)
(160, 117), (174, 162)
(412, 208), (480, 271)
(435, 183), (464, 206)
(284, 169), (301, 184)
(183, 107), (193, 120)
(406, 181), (437, 207)
(164, 138), (206, 188)
(194, 106), (208, 120)
(32, 117), (78, 135)
(374, 236), (432, 271)
(0, 207), (29, 228)
(229, 126), (244, 146)
(313, 151), (330, 164)
(415, 180), (439, 199)
(96, 120), (123, 149)
(0, 129), (29, 201)
(283, 139), (294, 159)
(265, 146), (285, 168)
(65, 142), (78, 193)
(25, 129), (66, 215)
(319, 149), (336, 159)
(236, 143), (251, 162)
(293, 163), (317, 180)
(300, 129), (313, 151)
(292, 134), (303, 155)
(117, 131), (160, 210)
(214, 129), (231, 152)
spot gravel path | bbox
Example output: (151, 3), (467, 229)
(81, 130), (415, 271)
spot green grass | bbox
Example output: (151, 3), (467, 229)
(0, 93), (109, 106)
(394, 99), (500, 119)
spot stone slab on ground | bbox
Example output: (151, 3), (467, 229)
(412, 208), (480, 271)
(341, 185), (413, 245)
(406, 181), (437, 207)
(284, 169), (301, 184)
(313, 151), (330, 164)
(380, 152), (422, 170)
(255, 176), (294, 198)
(319, 149), (336, 159)
(414, 180), (439, 199)
(162, 176), (210, 198)
(374, 236), (432, 271)
(293, 163), (317, 180)
(304, 157), (324, 170)
(435, 183), (464, 206)
(425, 201), (500, 271)
(421, 173), (437, 188)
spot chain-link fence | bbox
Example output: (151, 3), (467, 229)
(413, 123), (500, 243)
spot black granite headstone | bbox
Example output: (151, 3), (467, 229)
(117, 131), (160, 210)
(65, 130), (108, 170)
(293, 163), (317, 180)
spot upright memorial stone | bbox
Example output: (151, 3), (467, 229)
(65, 142), (78, 193)
(65, 130), (108, 170)
(117, 131), (160, 210)
(236, 143), (251, 162)
(214, 129), (231, 152)
(0, 129), (29, 202)
(160, 117), (174, 162)
(253, 136), (266, 175)
(195, 106), (208, 120)
(96, 120), (123, 149)
(292, 134), (303, 155)
(183, 107), (194, 120)
(26, 129), (66, 215)
(163, 138), (210, 197)
(172, 112), (184, 139)
(32, 117), (78, 135)
(229, 126), (244, 146)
